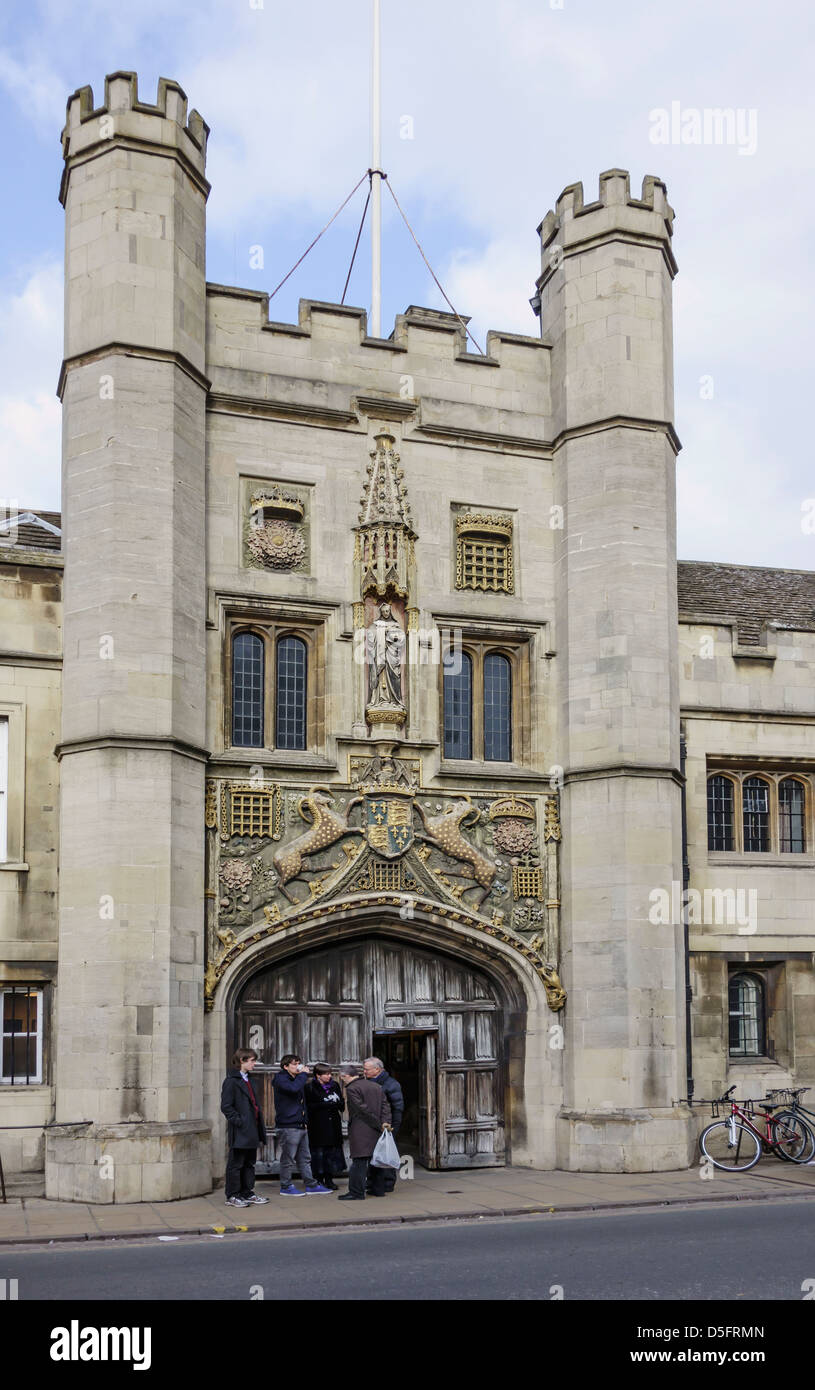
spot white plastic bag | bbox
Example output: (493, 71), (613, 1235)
(370, 1127), (401, 1169)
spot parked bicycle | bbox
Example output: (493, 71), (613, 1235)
(764, 1086), (815, 1163)
(699, 1085), (814, 1171)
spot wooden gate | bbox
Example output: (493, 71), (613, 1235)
(234, 936), (506, 1169)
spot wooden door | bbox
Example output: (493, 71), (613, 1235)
(235, 936), (506, 1170)
(418, 1033), (438, 1169)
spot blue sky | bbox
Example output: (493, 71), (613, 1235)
(1, 0), (813, 568)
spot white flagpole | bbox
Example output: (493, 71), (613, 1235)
(370, 0), (382, 337)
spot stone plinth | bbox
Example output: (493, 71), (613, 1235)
(45, 1121), (212, 1204)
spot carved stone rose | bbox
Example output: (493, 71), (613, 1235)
(493, 817), (536, 856)
(247, 519), (306, 570)
(219, 859), (253, 894)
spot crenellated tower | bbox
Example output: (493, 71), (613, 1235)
(48, 74), (212, 1201)
(536, 170), (694, 1169)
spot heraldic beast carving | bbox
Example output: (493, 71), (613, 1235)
(272, 787), (363, 903)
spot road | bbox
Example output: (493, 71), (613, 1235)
(1, 1198), (813, 1300)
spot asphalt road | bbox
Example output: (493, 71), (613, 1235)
(2, 1199), (814, 1300)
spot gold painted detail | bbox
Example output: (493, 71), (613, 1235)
(489, 795), (535, 821)
(407, 607), (419, 631)
(455, 513), (513, 594)
(352, 601), (365, 629)
(512, 865), (544, 901)
(222, 784), (282, 840)
(205, 780), (218, 829)
(250, 485), (305, 521)
(203, 892), (567, 1013)
(365, 705), (406, 726)
(544, 796), (562, 843)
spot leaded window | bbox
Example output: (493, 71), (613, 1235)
(232, 632), (265, 747)
(743, 776), (770, 853)
(484, 652), (512, 762)
(728, 972), (765, 1057)
(443, 650), (472, 760)
(707, 775), (735, 851)
(779, 778), (806, 853)
(275, 636), (307, 751)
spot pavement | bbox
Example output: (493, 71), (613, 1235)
(2, 1157), (815, 1245)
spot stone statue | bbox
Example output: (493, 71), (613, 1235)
(366, 602), (405, 709)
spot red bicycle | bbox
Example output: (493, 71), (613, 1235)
(699, 1085), (812, 1171)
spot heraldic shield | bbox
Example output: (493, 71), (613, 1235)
(364, 792), (415, 859)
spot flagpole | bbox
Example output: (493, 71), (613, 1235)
(370, 0), (382, 337)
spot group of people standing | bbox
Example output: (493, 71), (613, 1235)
(220, 1050), (404, 1206)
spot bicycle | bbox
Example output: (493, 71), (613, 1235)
(699, 1086), (814, 1171)
(764, 1087), (815, 1164)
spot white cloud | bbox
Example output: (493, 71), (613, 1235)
(0, 263), (62, 510)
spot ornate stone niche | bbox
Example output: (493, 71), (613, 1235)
(243, 480), (310, 573)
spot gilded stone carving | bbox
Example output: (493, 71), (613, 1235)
(245, 484), (308, 573)
(414, 795), (497, 908)
(271, 786), (363, 903)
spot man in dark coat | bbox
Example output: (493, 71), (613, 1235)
(220, 1048), (269, 1207)
(305, 1065), (345, 1191)
(337, 1067), (392, 1200)
(363, 1056), (404, 1194)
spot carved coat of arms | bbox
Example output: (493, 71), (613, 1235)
(364, 792), (414, 859)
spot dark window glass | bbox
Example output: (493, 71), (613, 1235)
(443, 650), (472, 760)
(276, 636), (307, 751)
(232, 633), (264, 747)
(707, 775), (735, 851)
(728, 972), (765, 1057)
(1, 985), (40, 1084)
(779, 779), (806, 854)
(743, 777), (770, 852)
(484, 653), (512, 762)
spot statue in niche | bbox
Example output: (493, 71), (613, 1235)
(366, 602), (406, 710)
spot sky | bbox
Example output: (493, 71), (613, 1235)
(0, 0), (812, 568)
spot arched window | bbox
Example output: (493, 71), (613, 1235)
(743, 776), (770, 852)
(707, 775), (735, 851)
(443, 649), (472, 760)
(779, 778), (806, 853)
(275, 636), (307, 751)
(483, 652), (512, 762)
(232, 632), (264, 747)
(728, 972), (765, 1057)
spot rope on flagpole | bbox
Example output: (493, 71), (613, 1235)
(341, 180), (373, 305)
(267, 171), (370, 305)
(382, 176), (485, 357)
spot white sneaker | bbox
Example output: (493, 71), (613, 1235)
(225, 1195), (250, 1207)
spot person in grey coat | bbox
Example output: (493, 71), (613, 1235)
(337, 1068), (392, 1200)
(363, 1056), (404, 1194)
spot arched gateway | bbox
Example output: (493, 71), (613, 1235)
(234, 934), (511, 1169)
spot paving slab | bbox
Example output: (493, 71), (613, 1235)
(2, 1162), (815, 1245)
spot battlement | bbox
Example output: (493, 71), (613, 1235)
(60, 72), (209, 203)
(537, 169), (676, 282)
(205, 287), (547, 376)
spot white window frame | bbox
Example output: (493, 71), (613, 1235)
(1, 986), (43, 1084)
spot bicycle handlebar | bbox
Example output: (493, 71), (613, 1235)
(718, 1085), (737, 1101)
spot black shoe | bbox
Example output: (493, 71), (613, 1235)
(337, 1193), (364, 1201)
(323, 1179), (338, 1191)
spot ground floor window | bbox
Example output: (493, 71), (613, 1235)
(1, 985), (43, 1084)
(728, 971), (765, 1058)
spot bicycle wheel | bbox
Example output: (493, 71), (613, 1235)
(700, 1119), (762, 1171)
(768, 1111), (815, 1163)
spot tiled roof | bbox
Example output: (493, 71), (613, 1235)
(678, 560), (815, 644)
(0, 510), (62, 554)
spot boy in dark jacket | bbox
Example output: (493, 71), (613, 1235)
(220, 1048), (270, 1208)
(272, 1055), (331, 1196)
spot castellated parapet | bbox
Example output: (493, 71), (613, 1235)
(537, 169), (676, 286)
(60, 71), (209, 200)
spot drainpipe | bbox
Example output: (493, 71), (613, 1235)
(680, 731), (694, 1104)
